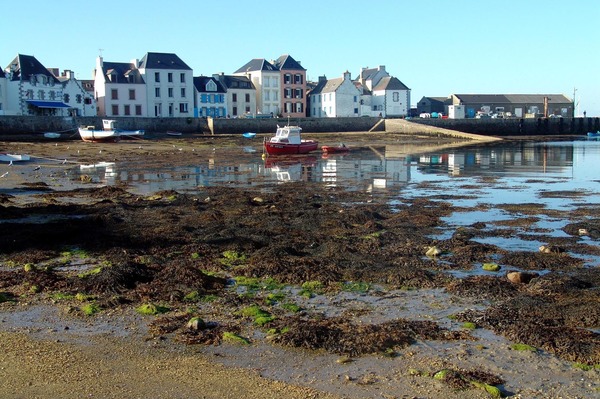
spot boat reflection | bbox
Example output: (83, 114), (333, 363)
(263, 156), (317, 182)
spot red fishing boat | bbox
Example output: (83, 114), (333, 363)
(263, 125), (318, 155)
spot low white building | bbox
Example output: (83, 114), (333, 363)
(309, 72), (361, 117)
(355, 65), (411, 117)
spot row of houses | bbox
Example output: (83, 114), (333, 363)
(0, 52), (412, 120)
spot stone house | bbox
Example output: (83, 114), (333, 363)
(272, 54), (306, 118)
(234, 59), (280, 117)
(309, 72), (362, 117)
(213, 74), (256, 118)
(193, 76), (227, 118)
(94, 57), (147, 117)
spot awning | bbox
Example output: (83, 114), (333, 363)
(26, 100), (71, 108)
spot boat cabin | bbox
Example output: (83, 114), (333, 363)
(270, 125), (302, 144)
(102, 119), (117, 131)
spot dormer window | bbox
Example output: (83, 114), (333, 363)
(30, 75), (37, 85)
(206, 81), (217, 92)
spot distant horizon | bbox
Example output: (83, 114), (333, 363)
(5, 0), (598, 116)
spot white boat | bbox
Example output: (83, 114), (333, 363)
(0, 153), (31, 162)
(78, 120), (144, 142)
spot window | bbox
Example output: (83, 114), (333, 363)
(76, 94), (82, 103)
(112, 104), (119, 115)
(155, 87), (160, 97)
(154, 72), (160, 82)
(209, 94), (214, 103)
(38, 90), (45, 100)
(354, 96), (357, 103)
(129, 89), (136, 100)
(124, 105), (131, 115)
(168, 73), (173, 83)
(245, 106), (250, 113)
(284, 74), (291, 84)
(233, 106), (238, 116)
(393, 92), (399, 102)
(181, 88), (186, 98)
(168, 88), (174, 97)
(232, 93), (237, 102)
(265, 91), (270, 101)
(354, 108), (358, 114)
(294, 74), (303, 84)
(206, 81), (216, 91)
(111, 89), (118, 100)
(295, 89), (303, 99)
(264, 78), (270, 88)
(84, 98), (92, 105)
(63, 94), (70, 103)
(180, 73), (185, 83)
(285, 88), (292, 99)
(245, 93), (250, 102)
(295, 103), (303, 113)
(135, 105), (142, 115)
(179, 103), (188, 113)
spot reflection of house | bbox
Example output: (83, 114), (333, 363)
(193, 76), (227, 118)
(234, 59), (280, 116)
(309, 72), (361, 117)
(450, 94), (573, 118)
(416, 96), (448, 114)
(3, 54), (72, 116)
(213, 74), (256, 118)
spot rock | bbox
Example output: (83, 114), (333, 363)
(186, 317), (205, 331)
(425, 246), (441, 257)
(482, 263), (500, 272)
(538, 244), (564, 254)
(507, 271), (539, 284)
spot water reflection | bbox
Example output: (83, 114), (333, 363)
(73, 139), (600, 196)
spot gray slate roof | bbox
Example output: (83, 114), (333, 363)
(4, 54), (60, 83)
(234, 59), (277, 73)
(273, 54), (305, 71)
(372, 76), (410, 91)
(218, 75), (255, 90)
(193, 76), (226, 93)
(101, 61), (145, 84)
(138, 52), (192, 70)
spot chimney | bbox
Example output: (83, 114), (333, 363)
(343, 71), (351, 81)
(318, 75), (327, 83)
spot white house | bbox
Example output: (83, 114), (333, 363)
(137, 52), (194, 118)
(0, 69), (6, 115)
(355, 65), (411, 117)
(371, 76), (410, 118)
(213, 74), (256, 118)
(55, 69), (96, 117)
(193, 76), (227, 118)
(94, 56), (147, 117)
(309, 72), (361, 117)
(234, 59), (280, 117)
(3, 54), (71, 116)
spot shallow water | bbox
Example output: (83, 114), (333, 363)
(73, 138), (600, 261)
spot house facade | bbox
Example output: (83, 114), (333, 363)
(309, 72), (361, 117)
(371, 76), (410, 117)
(213, 74), (256, 118)
(55, 70), (96, 116)
(234, 59), (280, 117)
(3, 54), (71, 116)
(137, 52), (194, 118)
(94, 57), (147, 117)
(450, 94), (574, 118)
(355, 65), (410, 117)
(273, 55), (306, 118)
(193, 76), (227, 118)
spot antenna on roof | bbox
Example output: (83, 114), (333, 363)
(98, 48), (104, 57)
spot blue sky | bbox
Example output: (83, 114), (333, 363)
(5, 0), (599, 116)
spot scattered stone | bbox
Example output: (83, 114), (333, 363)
(506, 271), (539, 284)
